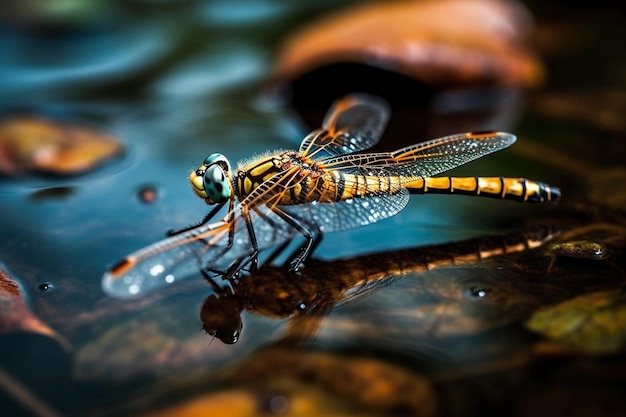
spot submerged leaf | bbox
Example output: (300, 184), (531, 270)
(526, 290), (626, 355)
(141, 387), (380, 417)
(229, 348), (437, 417)
(0, 116), (122, 176)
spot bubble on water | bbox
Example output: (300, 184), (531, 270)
(468, 286), (488, 298)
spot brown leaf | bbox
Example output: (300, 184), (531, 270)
(0, 115), (122, 176)
(273, 0), (544, 89)
(141, 388), (376, 417)
(0, 268), (71, 350)
(141, 390), (264, 417)
(140, 349), (433, 417)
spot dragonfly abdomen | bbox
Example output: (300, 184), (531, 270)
(322, 171), (404, 201)
(403, 176), (560, 203)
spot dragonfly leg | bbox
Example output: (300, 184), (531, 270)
(195, 220), (250, 284)
(241, 207), (259, 271)
(166, 203), (225, 236)
(200, 268), (234, 295)
(284, 233), (323, 270)
(197, 205), (262, 283)
(222, 257), (250, 280)
(202, 259), (248, 284)
(272, 208), (320, 272)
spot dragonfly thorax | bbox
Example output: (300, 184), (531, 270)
(235, 151), (322, 201)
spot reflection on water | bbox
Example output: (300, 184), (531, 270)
(1, 0), (626, 416)
(199, 228), (556, 345)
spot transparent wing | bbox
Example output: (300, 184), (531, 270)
(102, 204), (302, 299)
(102, 168), (320, 299)
(283, 188), (410, 234)
(299, 94), (390, 158)
(321, 131), (517, 179)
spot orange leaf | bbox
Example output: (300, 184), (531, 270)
(0, 116), (122, 176)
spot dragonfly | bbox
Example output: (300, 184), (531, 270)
(102, 94), (560, 299)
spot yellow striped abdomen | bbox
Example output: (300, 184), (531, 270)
(317, 171), (405, 201)
(314, 173), (559, 203)
(403, 176), (560, 203)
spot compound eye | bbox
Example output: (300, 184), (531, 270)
(203, 153), (230, 171)
(203, 164), (231, 204)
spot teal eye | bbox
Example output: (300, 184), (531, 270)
(203, 164), (231, 204)
(203, 153), (229, 168)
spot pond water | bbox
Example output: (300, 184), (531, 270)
(1, 1), (625, 416)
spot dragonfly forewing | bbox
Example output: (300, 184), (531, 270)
(102, 220), (228, 298)
(283, 188), (410, 233)
(322, 132), (517, 180)
(102, 205), (304, 298)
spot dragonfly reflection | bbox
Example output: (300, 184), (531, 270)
(103, 94), (560, 298)
(200, 228), (556, 344)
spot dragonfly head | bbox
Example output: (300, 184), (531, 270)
(190, 153), (233, 204)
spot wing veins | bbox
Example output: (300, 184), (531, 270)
(320, 132), (516, 178)
(299, 94), (390, 158)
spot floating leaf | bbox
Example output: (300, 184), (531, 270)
(0, 116), (122, 176)
(526, 290), (626, 355)
(0, 268), (71, 350)
(272, 0), (543, 90)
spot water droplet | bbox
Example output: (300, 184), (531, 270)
(137, 185), (158, 204)
(38, 282), (55, 292)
